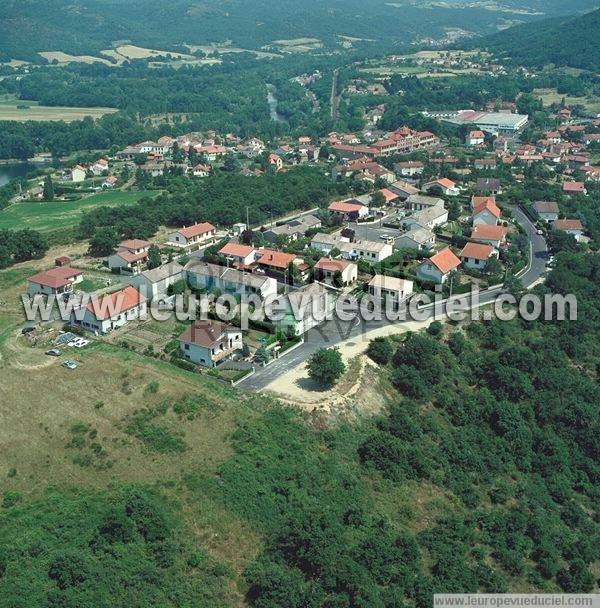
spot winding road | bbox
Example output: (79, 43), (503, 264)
(239, 205), (548, 391)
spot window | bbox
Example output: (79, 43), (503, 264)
(184, 343), (190, 350)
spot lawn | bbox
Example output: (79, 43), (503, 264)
(0, 190), (157, 232)
(534, 88), (600, 115)
(0, 95), (117, 122)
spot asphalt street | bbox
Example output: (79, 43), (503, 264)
(239, 204), (548, 390)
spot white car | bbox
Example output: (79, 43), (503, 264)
(536, 229), (544, 236)
(62, 360), (78, 370)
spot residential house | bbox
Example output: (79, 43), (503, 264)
(314, 258), (357, 286)
(275, 283), (334, 337)
(191, 164), (211, 178)
(107, 239), (151, 275)
(473, 198), (501, 226)
(388, 180), (420, 201)
(218, 242), (258, 267)
(339, 239), (393, 263)
(532, 201), (559, 223)
(406, 194), (444, 211)
(403, 205), (449, 230)
(128, 262), (184, 299)
(470, 225), (508, 250)
(466, 130), (485, 146)
(90, 159), (109, 176)
(268, 153), (283, 171)
(474, 157), (497, 171)
(395, 227), (436, 251)
(169, 222), (217, 249)
(394, 161), (424, 177)
(179, 321), (243, 368)
(262, 214), (322, 243)
(459, 242), (498, 270)
(310, 232), (349, 255)
(102, 175), (117, 188)
(476, 178), (502, 195)
(554, 219), (584, 241)
(423, 178), (460, 196)
(186, 260), (277, 300)
(368, 275), (414, 310)
(27, 267), (83, 297)
(256, 249), (306, 280)
(328, 200), (369, 221)
(71, 286), (147, 334)
(416, 247), (461, 284)
(562, 182), (587, 196)
(69, 165), (87, 183)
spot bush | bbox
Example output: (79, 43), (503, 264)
(307, 347), (345, 389)
(427, 321), (443, 337)
(367, 337), (393, 365)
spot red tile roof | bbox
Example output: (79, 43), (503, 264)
(85, 286), (146, 320)
(562, 182), (585, 193)
(119, 239), (151, 251)
(460, 242), (495, 261)
(471, 225), (507, 241)
(28, 267), (82, 288)
(473, 199), (501, 218)
(314, 258), (352, 272)
(180, 320), (236, 348)
(329, 200), (364, 213)
(428, 247), (461, 274)
(256, 249), (297, 269)
(219, 242), (256, 258)
(177, 222), (216, 239)
(554, 219), (583, 231)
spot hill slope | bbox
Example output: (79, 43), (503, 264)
(474, 8), (600, 70)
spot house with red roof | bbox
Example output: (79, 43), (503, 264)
(473, 198), (501, 226)
(314, 258), (357, 286)
(107, 239), (152, 275)
(562, 182), (587, 195)
(71, 286), (147, 334)
(470, 225), (508, 250)
(169, 222), (216, 249)
(459, 242), (498, 270)
(218, 242), (258, 267)
(553, 219), (584, 241)
(179, 320), (243, 368)
(466, 130), (485, 146)
(423, 178), (460, 196)
(328, 199), (369, 221)
(268, 153), (283, 171)
(27, 267), (83, 297)
(416, 247), (461, 284)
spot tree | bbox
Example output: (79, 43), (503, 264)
(43, 175), (55, 201)
(370, 190), (386, 207)
(367, 337), (393, 365)
(147, 245), (162, 270)
(88, 227), (119, 257)
(222, 153), (238, 172)
(307, 347), (345, 389)
(254, 346), (270, 365)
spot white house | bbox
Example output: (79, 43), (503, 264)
(275, 283), (334, 337)
(415, 247), (461, 284)
(27, 267), (83, 297)
(314, 258), (358, 286)
(473, 199), (501, 226)
(368, 274), (414, 310)
(185, 260), (277, 300)
(470, 225), (508, 250)
(107, 239), (151, 275)
(532, 201), (560, 223)
(169, 222), (216, 249)
(328, 200), (369, 221)
(406, 194), (444, 211)
(310, 233), (349, 255)
(71, 286), (147, 334)
(459, 242), (498, 270)
(340, 239), (393, 263)
(128, 262), (184, 299)
(179, 320), (243, 368)
(218, 242), (258, 267)
(403, 205), (449, 231)
(396, 227), (436, 251)
(70, 165), (87, 183)
(423, 178), (460, 197)
(466, 130), (485, 146)
(554, 219), (584, 241)
(394, 161), (424, 177)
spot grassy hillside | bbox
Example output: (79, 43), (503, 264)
(473, 8), (600, 70)
(2, 0), (598, 63)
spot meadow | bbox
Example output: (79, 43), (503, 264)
(0, 190), (156, 232)
(0, 95), (117, 122)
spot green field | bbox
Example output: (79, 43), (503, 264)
(0, 190), (157, 232)
(534, 88), (600, 115)
(0, 95), (117, 122)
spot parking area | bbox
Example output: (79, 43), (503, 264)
(343, 220), (404, 244)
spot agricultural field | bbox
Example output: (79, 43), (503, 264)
(38, 51), (114, 66)
(267, 38), (323, 53)
(0, 190), (156, 233)
(0, 95), (117, 122)
(534, 87), (600, 115)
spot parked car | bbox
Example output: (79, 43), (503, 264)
(61, 360), (78, 370)
(45, 349), (61, 356)
(21, 326), (35, 335)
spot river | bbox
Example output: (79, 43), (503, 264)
(0, 162), (41, 187)
(266, 85), (286, 123)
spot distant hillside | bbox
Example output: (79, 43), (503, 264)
(474, 8), (600, 71)
(1, 0), (598, 63)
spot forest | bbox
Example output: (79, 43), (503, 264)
(1, 249), (598, 606)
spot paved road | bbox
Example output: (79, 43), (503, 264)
(239, 204), (548, 391)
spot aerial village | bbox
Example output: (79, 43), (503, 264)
(23, 99), (598, 382)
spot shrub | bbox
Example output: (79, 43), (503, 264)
(367, 337), (393, 365)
